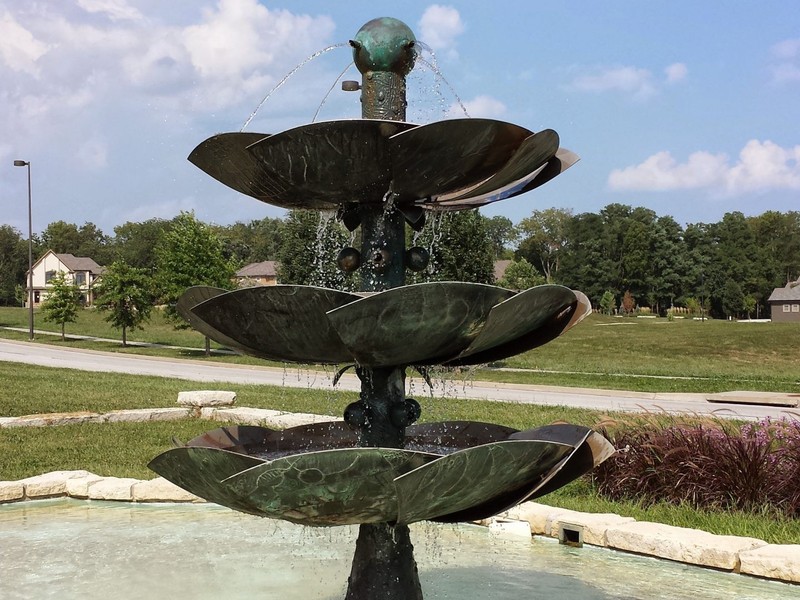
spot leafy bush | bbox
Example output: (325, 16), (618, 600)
(592, 416), (800, 518)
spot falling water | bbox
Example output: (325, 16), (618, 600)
(413, 41), (470, 119)
(313, 62), (356, 122)
(240, 43), (349, 131)
(414, 57), (470, 119)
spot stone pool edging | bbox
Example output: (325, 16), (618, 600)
(1, 402), (799, 585)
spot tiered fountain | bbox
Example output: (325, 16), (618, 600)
(150, 17), (613, 600)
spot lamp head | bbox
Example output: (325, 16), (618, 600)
(13, 160), (28, 167)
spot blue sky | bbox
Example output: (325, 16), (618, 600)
(2, 1), (798, 237)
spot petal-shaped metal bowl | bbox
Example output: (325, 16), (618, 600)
(179, 282), (586, 367)
(149, 421), (615, 527)
(188, 119), (577, 211)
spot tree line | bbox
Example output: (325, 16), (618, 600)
(2, 204), (799, 320)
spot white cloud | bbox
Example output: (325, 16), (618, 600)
(770, 38), (800, 83)
(77, 0), (143, 22)
(446, 95), (506, 119)
(772, 38), (800, 59)
(0, 12), (51, 75)
(664, 62), (688, 84)
(608, 140), (800, 195)
(568, 62), (688, 99)
(727, 140), (800, 192)
(418, 5), (464, 59)
(569, 66), (657, 99)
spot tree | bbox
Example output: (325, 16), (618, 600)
(516, 208), (572, 283)
(497, 258), (545, 290)
(112, 218), (175, 271)
(685, 297), (700, 316)
(154, 212), (236, 326)
(621, 290), (635, 315)
(277, 210), (353, 289)
(484, 215), (517, 260)
(721, 280), (745, 319)
(558, 212), (612, 303)
(599, 290), (616, 315)
(412, 211), (494, 284)
(215, 217), (286, 265)
(40, 220), (113, 265)
(95, 261), (154, 346)
(743, 295), (757, 319)
(41, 271), (80, 340)
(0, 225), (28, 306)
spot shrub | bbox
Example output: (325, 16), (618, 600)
(592, 416), (800, 518)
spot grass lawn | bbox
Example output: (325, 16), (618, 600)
(2, 307), (798, 393)
(2, 361), (799, 544)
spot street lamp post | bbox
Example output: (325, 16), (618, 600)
(13, 160), (34, 340)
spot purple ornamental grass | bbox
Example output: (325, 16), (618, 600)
(592, 416), (800, 517)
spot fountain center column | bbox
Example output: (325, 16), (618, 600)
(344, 17), (424, 600)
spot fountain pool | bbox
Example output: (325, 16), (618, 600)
(0, 499), (790, 600)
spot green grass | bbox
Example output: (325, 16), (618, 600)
(539, 478), (800, 545)
(2, 360), (798, 543)
(500, 314), (800, 380)
(2, 307), (799, 393)
(0, 420), (227, 481)
(2, 307), (799, 542)
(0, 306), (215, 349)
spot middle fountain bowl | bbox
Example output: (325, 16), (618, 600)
(173, 281), (591, 368)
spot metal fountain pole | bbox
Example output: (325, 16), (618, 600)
(344, 18), (424, 600)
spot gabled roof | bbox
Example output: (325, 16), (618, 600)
(28, 249), (105, 276)
(55, 253), (104, 274)
(236, 260), (278, 278)
(768, 279), (800, 302)
(494, 259), (511, 281)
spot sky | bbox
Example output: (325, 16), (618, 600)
(2, 1), (799, 237)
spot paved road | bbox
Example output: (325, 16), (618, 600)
(1, 338), (797, 421)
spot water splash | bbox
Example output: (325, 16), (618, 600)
(413, 41), (470, 119)
(415, 57), (470, 119)
(240, 43), (349, 131)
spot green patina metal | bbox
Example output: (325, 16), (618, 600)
(351, 17), (417, 76)
(159, 15), (598, 600)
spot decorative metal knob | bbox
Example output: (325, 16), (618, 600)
(406, 247), (429, 272)
(337, 247), (362, 272)
(344, 401), (369, 428)
(390, 398), (421, 427)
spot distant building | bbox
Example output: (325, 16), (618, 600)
(235, 261), (278, 287)
(493, 259), (512, 283)
(26, 250), (105, 307)
(767, 278), (800, 323)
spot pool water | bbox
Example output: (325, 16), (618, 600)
(0, 499), (791, 600)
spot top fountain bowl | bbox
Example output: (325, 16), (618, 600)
(350, 17), (417, 75)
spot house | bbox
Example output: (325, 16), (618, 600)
(26, 250), (105, 307)
(493, 259), (511, 282)
(235, 260), (278, 287)
(767, 278), (800, 323)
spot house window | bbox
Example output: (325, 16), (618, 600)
(45, 270), (57, 283)
(34, 291), (40, 303)
(793, 304), (800, 313)
(75, 272), (86, 286)
(784, 304), (791, 312)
